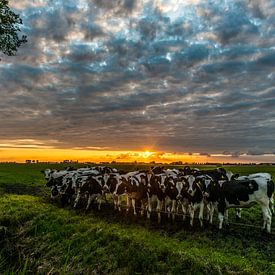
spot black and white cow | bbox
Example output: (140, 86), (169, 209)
(74, 174), (104, 210)
(112, 171), (140, 212)
(42, 169), (68, 187)
(101, 173), (124, 210)
(163, 175), (179, 222)
(146, 173), (167, 223)
(54, 171), (77, 205)
(175, 176), (189, 221)
(194, 167), (235, 182)
(125, 171), (149, 216)
(233, 173), (274, 219)
(42, 169), (70, 201)
(204, 176), (274, 233)
(184, 175), (205, 227)
(146, 171), (178, 223)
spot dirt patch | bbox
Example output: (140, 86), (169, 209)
(1, 185), (47, 197)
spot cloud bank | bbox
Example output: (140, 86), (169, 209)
(0, 0), (275, 158)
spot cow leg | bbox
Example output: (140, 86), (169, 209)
(140, 200), (144, 216)
(181, 203), (187, 221)
(166, 201), (171, 219)
(189, 205), (195, 227)
(117, 195), (122, 211)
(132, 199), (137, 215)
(147, 197), (152, 219)
(270, 195), (274, 216)
(236, 208), (242, 220)
(209, 203), (215, 224)
(171, 200), (176, 223)
(176, 203), (180, 214)
(261, 204), (272, 233)
(224, 209), (229, 225)
(205, 203), (210, 221)
(140, 199), (147, 216)
(74, 190), (81, 208)
(198, 202), (204, 227)
(218, 212), (224, 230)
(97, 196), (102, 210)
(157, 200), (163, 224)
(86, 194), (92, 210)
(126, 196), (131, 213)
(113, 195), (118, 210)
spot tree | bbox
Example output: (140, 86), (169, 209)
(0, 0), (27, 56)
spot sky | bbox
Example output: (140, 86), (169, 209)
(0, 0), (275, 163)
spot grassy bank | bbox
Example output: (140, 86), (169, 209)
(1, 194), (274, 274)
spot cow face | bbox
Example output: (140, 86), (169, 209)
(165, 176), (178, 198)
(176, 177), (188, 200)
(42, 169), (52, 180)
(155, 174), (167, 192)
(186, 175), (196, 196)
(114, 177), (128, 196)
(50, 186), (60, 199)
(139, 174), (148, 186)
(204, 179), (219, 199)
(102, 174), (111, 192)
(43, 169), (56, 187)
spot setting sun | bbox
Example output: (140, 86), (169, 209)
(141, 151), (153, 158)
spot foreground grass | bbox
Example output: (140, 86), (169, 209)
(0, 194), (274, 274)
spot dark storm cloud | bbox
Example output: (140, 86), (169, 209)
(1, 0), (275, 156)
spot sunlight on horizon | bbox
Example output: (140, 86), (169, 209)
(0, 147), (274, 164)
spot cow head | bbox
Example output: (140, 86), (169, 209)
(155, 174), (166, 193)
(50, 185), (60, 199)
(42, 169), (52, 180)
(114, 177), (128, 196)
(42, 169), (56, 187)
(164, 176), (178, 198)
(186, 175), (205, 197)
(186, 175), (196, 196)
(176, 176), (188, 200)
(203, 179), (219, 199)
(102, 173), (120, 193)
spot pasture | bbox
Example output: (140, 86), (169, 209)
(0, 163), (275, 274)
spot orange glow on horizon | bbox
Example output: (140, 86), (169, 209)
(0, 147), (197, 163)
(0, 147), (271, 164)
(0, 140), (274, 164)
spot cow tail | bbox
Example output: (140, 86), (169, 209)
(267, 180), (274, 215)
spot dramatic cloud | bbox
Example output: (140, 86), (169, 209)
(1, 0), (275, 160)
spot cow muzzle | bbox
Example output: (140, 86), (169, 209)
(176, 194), (182, 200)
(102, 185), (109, 193)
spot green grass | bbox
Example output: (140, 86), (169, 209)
(1, 194), (274, 274)
(0, 163), (85, 188)
(0, 164), (274, 274)
(1, 163), (274, 188)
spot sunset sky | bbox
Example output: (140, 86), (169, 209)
(0, 0), (275, 163)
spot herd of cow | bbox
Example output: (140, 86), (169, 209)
(42, 166), (275, 233)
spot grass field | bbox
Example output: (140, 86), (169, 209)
(0, 163), (275, 274)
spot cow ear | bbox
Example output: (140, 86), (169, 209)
(40, 170), (44, 173)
